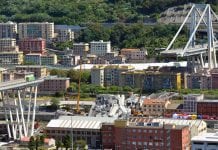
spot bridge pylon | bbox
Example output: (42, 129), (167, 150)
(161, 4), (218, 72)
(0, 78), (44, 140)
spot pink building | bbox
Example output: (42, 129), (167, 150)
(18, 38), (46, 54)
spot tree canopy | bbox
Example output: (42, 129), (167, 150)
(0, 0), (217, 24)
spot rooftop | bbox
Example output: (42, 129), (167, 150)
(192, 132), (218, 142)
(46, 116), (116, 130)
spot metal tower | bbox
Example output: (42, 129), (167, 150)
(0, 78), (44, 140)
(161, 4), (218, 72)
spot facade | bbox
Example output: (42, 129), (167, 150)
(18, 38), (46, 54)
(2, 71), (14, 82)
(90, 40), (111, 56)
(45, 116), (115, 149)
(24, 53), (41, 65)
(104, 65), (135, 86)
(102, 120), (190, 150)
(143, 99), (170, 117)
(14, 71), (34, 80)
(211, 68), (218, 89)
(120, 48), (147, 62)
(0, 38), (18, 52)
(191, 132), (218, 150)
(55, 28), (74, 42)
(110, 55), (126, 64)
(38, 77), (70, 94)
(18, 22), (54, 42)
(91, 65), (105, 87)
(61, 54), (80, 66)
(186, 73), (211, 89)
(72, 43), (89, 57)
(143, 71), (181, 92)
(90, 57), (109, 64)
(0, 22), (17, 39)
(15, 65), (47, 78)
(41, 54), (57, 66)
(103, 52), (118, 61)
(183, 94), (204, 114)
(0, 52), (23, 65)
(197, 100), (218, 117)
(120, 70), (144, 88)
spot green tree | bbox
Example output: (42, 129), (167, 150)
(28, 136), (35, 150)
(63, 135), (72, 150)
(55, 140), (62, 150)
(50, 98), (60, 110)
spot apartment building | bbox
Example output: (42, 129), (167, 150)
(0, 22), (17, 39)
(143, 99), (170, 117)
(0, 38), (18, 52)
(0, 51), (23, 65)
(38, 76), (70, 94)
(45, 116), (115, 149)
(91, 65), (105, 87)
(143, 71), (181, 92)
(191, 132), (218, 150)
(61, 54), (80, 66)
(41, 54), (57, 66)
(18, 38), (46, 54)
(120, 48), (147, 62)
(104, 65), (134, 86)
(183, 94), (204, 114)
(55, 28), (74, 42)
(25, 53), (41, 65)
(18, 22), (54, 42)
(15, 65), (47, 78)
(90, 40), (111, 56)
(120, 70), (144, 88)
(72, 42), (89, 57)
(102, 120), (191, 150)
(2, 71), (14, 82)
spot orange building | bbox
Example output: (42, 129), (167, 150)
(143, 99), (170, 117)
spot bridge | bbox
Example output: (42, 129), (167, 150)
(0, 78), (45, 140)
(161, 4), (218, 72)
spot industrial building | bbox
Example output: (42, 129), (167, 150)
(191, 132), (218, 150)
(45, 116), (116, 149)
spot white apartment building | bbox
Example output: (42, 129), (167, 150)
(0, 21), (17, 38)
(18, 22), (54, 42)
(55, 28), (74, 42)
(90, 40), (111, 56)
(192, 132), (218, 150)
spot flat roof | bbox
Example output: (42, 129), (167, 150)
(46, 116), (116, 130)
(192, 132), (218, 142)
(74, 61), (187, 70)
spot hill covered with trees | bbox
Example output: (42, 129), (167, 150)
(0, 0), (217, 24)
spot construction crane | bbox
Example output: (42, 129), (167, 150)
(76, 61), (82, 114)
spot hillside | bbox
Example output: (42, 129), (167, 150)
(0, 0), (215, 24)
